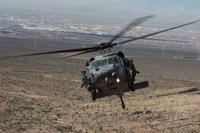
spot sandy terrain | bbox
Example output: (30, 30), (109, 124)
(0, 54), (200, 133)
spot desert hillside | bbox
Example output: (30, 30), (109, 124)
(0, 55), (200, 133)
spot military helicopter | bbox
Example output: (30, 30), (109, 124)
(1, 15), (200, 109)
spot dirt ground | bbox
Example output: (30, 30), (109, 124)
(0, 54), (199, 133)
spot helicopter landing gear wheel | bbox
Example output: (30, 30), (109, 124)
(131, 83), (135, 91)
(130, 78), (136, 91)
(128, 80), (135, 91)
(91, 89), (97, 101)
(130, 64), (137, 92)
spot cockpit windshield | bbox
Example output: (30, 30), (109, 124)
(90, 60), (100, 69)
(90, 56), (120, 70)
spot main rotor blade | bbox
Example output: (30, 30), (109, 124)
(0, 46), (99, 60)
(107, 15), (154, 44)
(142, 38), (187, 43)
(123, 36), (187, 42)
(117, 19), (200, 45)
(61, 49), (98, 58)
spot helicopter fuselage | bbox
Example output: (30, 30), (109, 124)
(82, 51), (138, 100)
(90, 55), (126, 96)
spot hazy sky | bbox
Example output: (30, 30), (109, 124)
(0, 0), (200, 26)
(1, 0), (199, 11)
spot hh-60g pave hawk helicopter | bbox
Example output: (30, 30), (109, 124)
(1, 15), (200, 109)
